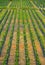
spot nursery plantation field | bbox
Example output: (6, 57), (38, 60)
(0, 0), (45, 65)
